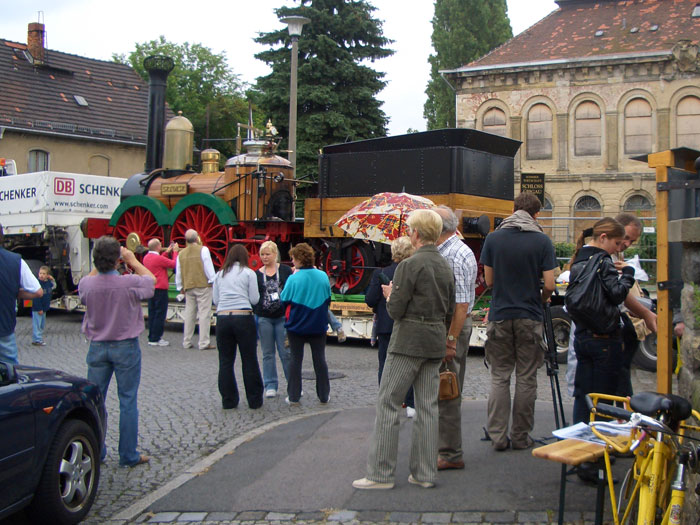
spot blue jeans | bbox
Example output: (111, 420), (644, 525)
(328, 310), (342, 332)
(0, 334), (18, 364)
(147, 288), (169, 342)
(32, 311), (46, 343)
(257, 315), (291, 391)
(572, 329), (623, 424)
(86, 338), (142, 466)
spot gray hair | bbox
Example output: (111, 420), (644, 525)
(147, 238), (161, 251)
(93, 236), (121, 273)
(185, 229), (199, 244)
(391, 236), (415, 262)
(435, 205), (458, 234)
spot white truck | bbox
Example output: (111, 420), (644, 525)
(0, 171), (123, 311)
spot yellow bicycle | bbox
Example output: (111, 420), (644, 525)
(586, 392), (700, 525)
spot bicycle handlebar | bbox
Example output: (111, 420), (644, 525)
(585, 394), (634, 421)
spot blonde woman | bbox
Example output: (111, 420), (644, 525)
(255, 241), (293, 398)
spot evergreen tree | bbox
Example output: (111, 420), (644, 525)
(254, 0), (394, 185)
(114, 37), (250, 161)
(424, 0), (512, 130)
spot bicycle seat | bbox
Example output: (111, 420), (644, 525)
(630, 391), (692, 428)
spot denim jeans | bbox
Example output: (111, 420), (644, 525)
(287, 332), (330, 403)
(216, 314), (263, 409)
(328, 310), (342, 332)
(572, 329), (623, 424)
(32, 311), (46, 343)
(147, 288), (169, 342)
(86, 338), (142, 466)
(257, 315), (291, 391)
(0, 334), (18, 364)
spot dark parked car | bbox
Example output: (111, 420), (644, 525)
(0, 361), (105, 524)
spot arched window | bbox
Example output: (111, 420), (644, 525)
(539, 197), (554, 239)
(28, 149), (49, 172)
(624, 194), (654, 218)
(573, 195), (601, 242)
(676, 95), (700, 149)
(574, 101), (601, 156)
(624, 98), (652, 154)
(89, 155), (110, 176)
(543, 198), (553, 211)
(527, 104), (553, 160)
(483, 107), (507, 137)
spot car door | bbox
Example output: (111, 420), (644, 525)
(0, 363), (35, 513)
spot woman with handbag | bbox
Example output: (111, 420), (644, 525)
(365, 236), (416, 417)
(255, 241), (293, 399)
(565, 217), (635, 424)
(213, 244), (263, 410)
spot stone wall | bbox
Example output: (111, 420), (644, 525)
(669, 217), (700, 522)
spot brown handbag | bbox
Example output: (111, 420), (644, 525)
(439, 369), (460, 401)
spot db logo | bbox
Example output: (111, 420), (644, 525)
(54, 177), (74, 196)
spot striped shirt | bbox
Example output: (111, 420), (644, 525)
(437, 234), (477, 311)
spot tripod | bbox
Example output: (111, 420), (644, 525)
(543, 302), (567, 430)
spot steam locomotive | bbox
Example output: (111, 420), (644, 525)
(87, 56), (521, 294)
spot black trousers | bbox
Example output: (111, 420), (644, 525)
(287, 332), (330, 403)
(216, 314), (263, 409)
(147, 288), (169, 342)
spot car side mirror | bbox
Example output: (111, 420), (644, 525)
(0, 361), (18, 386)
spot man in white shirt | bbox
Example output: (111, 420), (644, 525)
(175, 229), (216, 350)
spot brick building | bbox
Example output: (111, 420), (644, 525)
(442, 0), (700, 241)
(0, 22), (151, 178)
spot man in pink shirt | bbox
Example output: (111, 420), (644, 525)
(143, 239), (178, 346)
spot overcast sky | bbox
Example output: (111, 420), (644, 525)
(3, 0), (558, 135)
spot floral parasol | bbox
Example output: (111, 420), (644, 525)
(335, 192), (436, 244)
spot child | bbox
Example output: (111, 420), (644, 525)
(31, 266), (56, 346)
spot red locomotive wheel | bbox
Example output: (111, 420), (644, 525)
(325, 243), (374, 294)
(113, 207), (164, 250)
(171, 205), (228, 269)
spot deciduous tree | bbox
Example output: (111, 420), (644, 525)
(114, 37), (249, 160)
(424, 0), (512, 130)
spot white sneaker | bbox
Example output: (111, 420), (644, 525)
(406, 407), (416, 418)
(352, 477), (394, 490)
(285, 396), (300, 406)
(337, 329), (347, 343)
(265, 389), (277, 398)
(147, 341), (159, 346)
(157, 339), (170, 346)
(408, 474), (434, 488)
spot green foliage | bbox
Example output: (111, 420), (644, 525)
(554, 242), (575, 261)
(253, 0), (394, 186)
(424, 0), (512, 130)
(113, 37), (251, 160)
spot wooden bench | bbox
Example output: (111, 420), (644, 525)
(533, 439), (618, 525)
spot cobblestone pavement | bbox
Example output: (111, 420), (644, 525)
(10, 312), (660, 524)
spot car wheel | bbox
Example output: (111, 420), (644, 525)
(27, 419), (100, 525)
(550, 305), (571, 364)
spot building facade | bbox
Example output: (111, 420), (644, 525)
(0, 23), (152, 179)
(443, 0), (700, 242)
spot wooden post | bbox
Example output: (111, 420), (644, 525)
(647, 151), (673, 393)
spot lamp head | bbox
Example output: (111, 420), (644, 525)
(281, 16), (311, 37)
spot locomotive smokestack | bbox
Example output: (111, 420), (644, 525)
(143, 55), (174, 173)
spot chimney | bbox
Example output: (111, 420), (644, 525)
(27, 22), (45, 65)
(143, 55), (175, 173)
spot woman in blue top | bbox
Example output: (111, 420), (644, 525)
(280, 243), (332, 405)
(213, 244), (262, 410)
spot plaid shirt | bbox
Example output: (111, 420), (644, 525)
(437, 234), (477, 311)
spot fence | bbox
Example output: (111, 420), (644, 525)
(538, 215), (658, 283)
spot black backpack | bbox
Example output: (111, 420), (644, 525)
(565, 252), (620, 334)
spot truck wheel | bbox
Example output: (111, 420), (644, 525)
(549, 305), (571, 364)
(27, 419), (100, 525)
(325, 242), (375, 294)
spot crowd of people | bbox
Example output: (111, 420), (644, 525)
(0, 192), (659, 477)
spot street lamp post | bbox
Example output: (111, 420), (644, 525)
(281, 15), (310, 179)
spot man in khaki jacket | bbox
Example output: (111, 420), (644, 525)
(175, 229), (216, 350)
